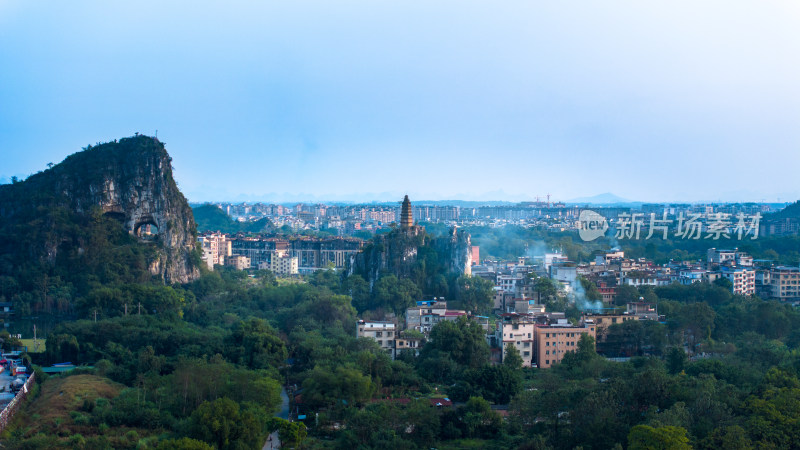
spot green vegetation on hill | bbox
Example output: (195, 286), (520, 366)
(0, 136), (200, 319)
(192, 204), (273, 234)
(769, 200), (800, 219)
(348, 227), (494, 315)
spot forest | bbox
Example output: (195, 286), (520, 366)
(1, 257), (799, 449)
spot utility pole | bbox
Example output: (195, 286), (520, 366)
(138, 302), (142, 315)
(124, 304), (128, 316)
(94, 309), (97, 322)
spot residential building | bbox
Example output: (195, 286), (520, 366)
(198, 232), (231, 270)
(406, 299), (448, 334)
(356, 320), (395, 357)
(679, 269), (706, 285)
(498, 275), (524, 293)
(719, 266), (755, 296)
(707, 248), (753, 268)
(620, 273), (670, 287)
(595, 250), (625, 266)
(707, 248), (737, 266)
(544, 253), (568, 271)
(512, 299), (546, 315)
(534, 320), (596, 369)
(230, 236), (362, 270)
(259, 253), (299, 276)
(581, 312), (639, 340)
(626, 302), (659, 320)
(230, 237), (283, 269)
(755, 269), (772, 299)
(225, 255), (250, 271)
(550, 263), (577, 284)
(767, 266), (800, 300)
(394, 335), (423, 359)
(596, 280), (618, 305)
(498, 314), (537, 367)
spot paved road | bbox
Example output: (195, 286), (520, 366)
(262, 387), (290, 449)
(263, 431), (280, 450)
(277, 387), (290, 419)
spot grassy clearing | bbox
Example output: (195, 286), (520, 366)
(18, 338), (45, 353)
(26, 374), (122, 424)
(2, 374), (162, 448)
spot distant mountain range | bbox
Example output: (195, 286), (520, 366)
(565, 193), (639, 205)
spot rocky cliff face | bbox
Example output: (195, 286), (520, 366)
(349, 225), (472, 287)
(432, 227), (473, 276)
(0, 135), (199, 284)
(349, 226), (425, 287)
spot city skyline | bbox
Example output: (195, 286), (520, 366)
(2, 1), (799, 203)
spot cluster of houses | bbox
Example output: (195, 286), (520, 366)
(356, 297), (663, 369)
(356, 298), (485, 361)
(357, 245), (800, 369)
(476, 248), (799, 309)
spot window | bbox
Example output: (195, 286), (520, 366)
(523, 351), (530, 357)
(375, 331), (382, 337)
(524, 342), (530, 347)
(377, 340), (382, 346)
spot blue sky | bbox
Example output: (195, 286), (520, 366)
(1, 1), (799, 203)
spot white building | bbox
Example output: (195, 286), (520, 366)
(550, 264), (577, 284)
(720, 267), (756, 296)
(498, 314), (537, 367)
(678, 269), (706, 285)
(260, 253), (298, 276)
(497, 275), (524, 293)
(406, 299), (448, 334)
(356, 320), (396, 357)
(198, 233), (231, 270)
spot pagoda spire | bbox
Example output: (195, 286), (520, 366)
(401, 195), (413, 228)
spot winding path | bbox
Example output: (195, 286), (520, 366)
(263, 387), (290, 449)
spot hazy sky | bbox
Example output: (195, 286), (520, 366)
(1, 1), (799, 203)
